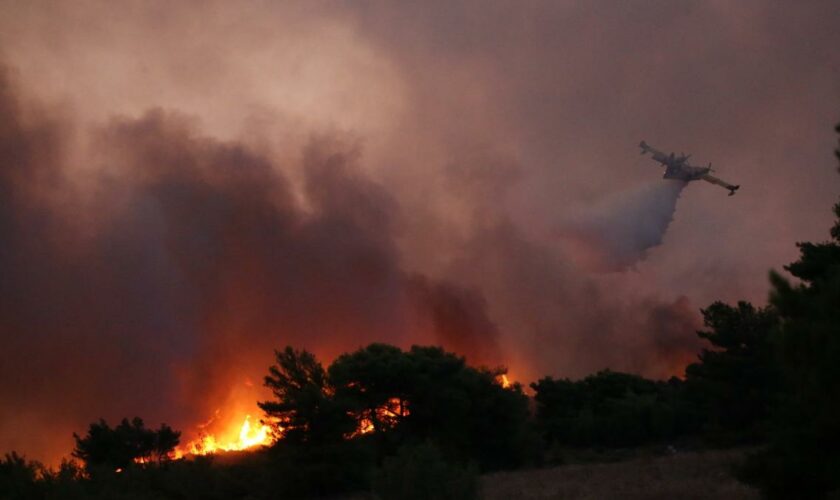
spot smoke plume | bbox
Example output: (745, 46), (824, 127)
(558, 180), (687, 271)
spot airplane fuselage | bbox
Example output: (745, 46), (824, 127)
(663, 163), (711, 181)
(639, 140), (739, 195)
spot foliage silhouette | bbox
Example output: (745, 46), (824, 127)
(684, 301), (780, 443)
(72, 418), (180, 474)
(259, 346), (356, 445)
(740, 122), (840, 499)
(328, 344), (538, 471)
(0, 452), (43, 499)
(258, 344), (537, 473)
(532, 370), (694, 449)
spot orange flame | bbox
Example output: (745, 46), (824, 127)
(350, 397), (409, 438)
(174, 415), (276, 458)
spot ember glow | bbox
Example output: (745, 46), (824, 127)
(351, 397), (410, 438)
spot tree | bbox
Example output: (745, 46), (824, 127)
(262, 344), (536, 472)
(0, 452), (44, 499)
(740, 122), (840, 498)
(152, 424), (181, 464)
(72, 417), (180, 473)
(439, 359), (536, 470)
(329, 344), (536, 471)
(329, 343), (412, 436)
(259, 347), (355, 445)
(684, 301), (780, 443)
(532, 370), (693, 449)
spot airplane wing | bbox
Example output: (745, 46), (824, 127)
(701, 174), (740, 196)
(639, 141), (669, 164)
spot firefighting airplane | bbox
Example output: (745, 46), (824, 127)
(639, 140), (740, 196)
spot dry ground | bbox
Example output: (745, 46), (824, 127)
(481, 449), (758, 500)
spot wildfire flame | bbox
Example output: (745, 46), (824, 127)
(350, 397), (409, 438)
(161, 373), (512, 461)
(174, 415), (275, 458)
(172, 398), (410, 459)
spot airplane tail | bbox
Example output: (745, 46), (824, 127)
(639, 140), (649, 154)
(728, 185), (740, 196)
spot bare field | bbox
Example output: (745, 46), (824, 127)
(481, 449), (758, 500)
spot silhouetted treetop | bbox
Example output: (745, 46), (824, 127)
(72, 417), (180, 474)
(740, 119), (840, 498)
(260, 343), (535, 471)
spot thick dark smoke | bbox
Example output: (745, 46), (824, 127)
(557, 180), (687, 271)
(408, 276), (502, 367)
(0, 71), (504, 463)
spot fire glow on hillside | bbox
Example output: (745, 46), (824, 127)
(195, 370), (516, 452)
(172, 414), (276, 458)
(169, 373), (517, 459)
(171, 397), (412, 458)
(180, 372), (516, 456)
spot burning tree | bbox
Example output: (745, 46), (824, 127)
(329, 344), (414, 436)
(259, 347), (355, 445)
(260, 343), (536, 471)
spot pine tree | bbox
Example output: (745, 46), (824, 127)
(741, 123), (840, 498)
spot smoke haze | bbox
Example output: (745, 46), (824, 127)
(0, 0), (838, 464)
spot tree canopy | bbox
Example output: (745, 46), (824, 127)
(532, 370), (693, 448)
(260, 343), (536, 471)
(72, 418), (180, 473)
(259, 347), (355, 445)
(684, 301), (780, 443)
(739, 123), (840, 498)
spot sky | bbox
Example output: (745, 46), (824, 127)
(0, 0), (838, 465)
